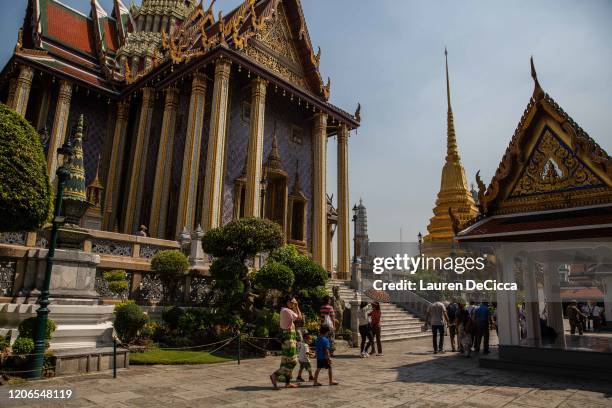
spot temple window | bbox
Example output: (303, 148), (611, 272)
(288, 164), (308, 247)
(291, 125), (303, 145)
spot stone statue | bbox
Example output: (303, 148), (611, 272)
(332, 286), (345, 330)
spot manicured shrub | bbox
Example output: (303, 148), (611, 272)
(202, 218), (283, 262)
(18, 317), (56, 341)
(103, 269), (129, 299)
(291, 256), (327, 290)
(0, 103), (51, 232)
(162, 306), (185, 331)
(114, 301), (148, 344)
(151, 251), (189, 303)
(254, 261), (294, 292)
(0, 336), (10, 353)
(11, 337), (35, 355)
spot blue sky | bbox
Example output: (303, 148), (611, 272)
(2, 0), (612, 242)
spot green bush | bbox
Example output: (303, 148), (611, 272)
(209, 257), (248, 282)
(12, 337), (35, 355)
(151, 251), (189, 278)
(0, 336), (10, 353)
(151, 251), (189, 303)
(254, 310), (280, 338)
(162, 306), (185, 331)
(104, 269), (127, 281)
(18, 317), (56, 341)
(0, 103), (51, 232)
(114, 301), (148, 344)
(202, 218), (283, 262)
(103, 269), (129, 299)
(292, 256), (327, 290)
(254, 261), (294, 292)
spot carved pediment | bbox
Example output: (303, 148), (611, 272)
(242, 3), (310, 90)
(510, 129), (604, 198)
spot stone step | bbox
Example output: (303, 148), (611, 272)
(381, 332), (430, 342)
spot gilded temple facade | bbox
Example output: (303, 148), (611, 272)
(424, 50), (479, 246)
(0, 0), (360, 279)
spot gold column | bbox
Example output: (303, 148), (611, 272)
(11, 65), (34, 116)
(337, 123), (350, 280)
(123, 87), (154, 234)
(201, 58), (231, 232)
(150, 87), (179, 238)
(103, 100), (130, 231)
(6, 78), (17, 107)
(176, 73), (207, 234)
(326, 222), (334, 273)
(244, 77), (267, 218)
(312, 113), (328, 267)
(47, 80), (73, 183)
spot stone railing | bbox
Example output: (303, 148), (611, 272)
(0, 228), (209, 303)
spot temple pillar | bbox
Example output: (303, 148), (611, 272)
(123, 87), (154, 234)
(326, 223), (334, 274)
(11, 65), (34, 116)
(201, 58), (231, 232)
(336, 123), (350, 280)
(244, 77), (267, 218)
(150, 87), (179, 238)
(312, 113), (328, 268)
(523, 256), (541, 346)
(47, 80), (72, 183)
(6, 78), (17, 107)
(176, 73), (207, 235)
(542, 263), (566, 348)
(496, 248), (520, 345)
(103, 101), (130, 231)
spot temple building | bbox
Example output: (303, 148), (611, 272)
(0, 0), (360, 278)
(457, 59), (612, 375)
(423, 50), (479, 249)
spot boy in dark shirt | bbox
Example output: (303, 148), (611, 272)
(313, 326), (339, 386)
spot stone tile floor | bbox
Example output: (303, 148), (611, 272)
(1, 337), (611, 407)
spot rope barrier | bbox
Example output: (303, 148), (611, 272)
(156, 336), (237, 351)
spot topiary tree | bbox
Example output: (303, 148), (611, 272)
(0, 103), (51, 232)
(202, 218), (283, 320)
(151, 250), (189, 304)
(254, 260), (294, 293)
(103, 269), (129, 300)
(113, 301), (148, 344)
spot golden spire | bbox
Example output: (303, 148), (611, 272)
(423, 48), (479, 247)
(445, 47), (459, 162)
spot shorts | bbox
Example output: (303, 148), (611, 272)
(317, 359), (330, 370)
(448, 324), (457, 337)
(299, 361), (311, 370)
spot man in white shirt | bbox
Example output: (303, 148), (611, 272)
(592, 304), (603, 331)
(426, 301), (449, 354)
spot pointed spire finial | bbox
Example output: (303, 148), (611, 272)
(530, 56), (544, 101)
(444, 47), (459, 162)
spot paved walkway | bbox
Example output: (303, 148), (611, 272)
(2, 337), (611, 408)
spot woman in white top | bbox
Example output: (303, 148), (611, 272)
(357, 302), (374, 357)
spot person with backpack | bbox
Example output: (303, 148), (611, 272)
(446, 300), (459, 352)
(473, 301), (492, 354)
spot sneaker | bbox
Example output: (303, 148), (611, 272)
(378, 353), (384, 356)
(360, 353), (366, 358)
(439, 350), (445, 354)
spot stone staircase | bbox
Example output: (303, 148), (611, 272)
(326, 279), (429, 342)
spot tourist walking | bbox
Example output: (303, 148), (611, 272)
(446, 300), (459, 352)
(270, 295), (302, 389)
(320, 296), (336, 350)
(426, 300), (449, 354)
(456, 302), (474, 358)
(296, 332), (314, 382)
(358, 301), (374, 357)
(566, 300), (586, 335)
(592, 303), (603, 331)
(473, 301), (491, 354)
(313, 326), (339, 386)
(581, 302), (593, 332)
(369, 302), (383, 356)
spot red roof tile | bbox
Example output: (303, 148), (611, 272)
(45, 1), (95, 56)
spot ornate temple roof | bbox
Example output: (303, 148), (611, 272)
(5, 0), (359, 127)
(458, 59), (612, 242)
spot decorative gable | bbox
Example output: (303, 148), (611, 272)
(509, 128), (604, 198)
(477, 62), (612, 216)
(243, 3), (309, 90)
